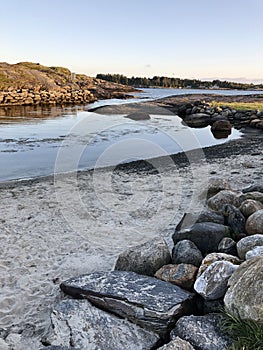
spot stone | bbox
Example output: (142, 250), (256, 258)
(242, 183), (263, 193)
(245, 246), (263, 260)
(155, 264), (198, 290)
(237, 234), (263, 260)
(194, 261), (237, 300)
(218, 237), (237, 256)
(175, 211), (224, 230)
(50, 299), (159, 349)
(171, 314), (232, 350)
(158, 337), (195, 350)
(125, 112), (151, 120)
(172, 240), (203, 267)
(114, 237), (171, 276)
(245, 209), (263, 235)
(183, 113), (211, 128)
(239, 199), (263, 218)
(172, 223), (228, 255)
(41, 347), (74, 350)
(211, 120), (232, 131)
(196, 253), (240, 278)
(222, 204), (246, 236)
(199, 178), (232, 200)
(239, 191), (263, 204)
(211, 129), (231, 139)
(60, 271), (194, 336)
(207, 190), (241, 211)
(224, 257), (263, 322)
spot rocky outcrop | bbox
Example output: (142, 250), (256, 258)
(224, 257), (263, 322)
(60, 271), (195, 336)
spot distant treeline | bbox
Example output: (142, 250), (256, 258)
(96, 74), (263, 90)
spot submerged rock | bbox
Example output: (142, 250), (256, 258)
(50, 299), (159, 350)
(114, 237), (171, 276)
(60, 271), (194, 336)
(124, 112), (151, 120)
(171, 314), (232, 350)
(224, 257), (263, 322)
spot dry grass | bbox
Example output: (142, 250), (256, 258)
(210, 101), (263, 111)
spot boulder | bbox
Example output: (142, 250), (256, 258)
(211, 129), (231, 139)
(236, 234), (263, 260)
(158, 337), (195, 350)
(224, 257), (263, 322)
(172, 240), (203, 267)
(60, 271), (194, 336)
(194, 261), (237, 300)
(245, 209), (263, 235)
(199, 178), (232, 200)
(175, 211), (224, 230)
(222, 204), (246, 237)
(172, 223), (228, 255)
(239, 191), (263, 204)
(242, 183), (263, 193)
(239, 199), (263, 218)
(196, 253), (240, 278)
(171, 314), (233, 350)
(155, 264), (198, 290)
(50, 299), (159, 349)
(114, 237), (171, 276)
(183, 113), (211, 128)
(246, 246), (263, 260)
(207, 190), (241, 211)
(211, 120), (232, 131)
(124, 112), (151, 120)
(218, 237), (237, 256)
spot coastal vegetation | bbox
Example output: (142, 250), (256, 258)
(96, 73), (263, 91)
(209, 100), (263, 111)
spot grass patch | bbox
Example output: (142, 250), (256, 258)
(221, 309), (263, 350)
(210, 101), (263, 111)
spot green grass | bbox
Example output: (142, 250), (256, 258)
(221, 309), (263, 350)
(210, 101), (263, 111)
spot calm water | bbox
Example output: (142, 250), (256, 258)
(0, 88), (260, 182)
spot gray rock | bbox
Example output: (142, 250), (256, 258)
(124, 112), (151, 120)
(183, 113), (211, 128)
(224, 257), (263, 322)
(242, 183), (263, 193)
(245, 209), (263, 235)
(41, 347), (75, 350)
(218, 237), (237, 256)
(158, 337), (195, 350)
(245, 246), (263, 260)
(172, 240), (203, 267)
(172, 223), (228, 255)
(211, 120), (232, 131)
(176, 211), (224, 230)
(171, 314), (232, 350)
(237, 234), (263, 260)
(60, 271), (194, 336)
(207, 190), (241, 211)
(222, 204), (246, 236)
(114, 237), (171, 276)
(155, 264), (198, 290)
(194, 261), (237, 300)
(199, 178), (232, 200)
(239, 199), (263, 217)
(50, 299), (159, 349)
(239, 191), (263, 204)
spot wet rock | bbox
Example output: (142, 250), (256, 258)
(222, 204), (246, 237)
(176, 211), (224, 230)
(194, 261), (237, 300)
(239, 199), (263, 217)
(124, 112), (151, 120)
(114, 237), (171, 276)
(224, 257), (263, 322)
(172, 240), (203, 267)
(211, 120), (232, 131)
(183, 113), (211, 128)
(236, 234), (263, 259)
(172, 223), (228, 255)
(242, 183), (263, 193)
(218, 237), (237, 255)
(171, 314), (232, 350)
(155, 264), (198, 290)
(60, 271), (194, 336)
(207, 190), (241, 211)
(245, 246), (263, 260)
(245, 209), (263, 235)
(50, 299), (159, 349)
(196, 253), (240, 278)
(158, 337), (195, 350)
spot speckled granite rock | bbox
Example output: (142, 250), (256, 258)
(158, 337), (195, 349)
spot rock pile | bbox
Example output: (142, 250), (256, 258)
(41, 178), (262, 349)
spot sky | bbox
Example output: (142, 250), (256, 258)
(1, 0), (263, 82)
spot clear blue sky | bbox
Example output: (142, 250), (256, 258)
(1, 0), (263, 82)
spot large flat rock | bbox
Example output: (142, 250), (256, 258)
(50, 299), (159, 350)
(60, 271), (194, 335)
